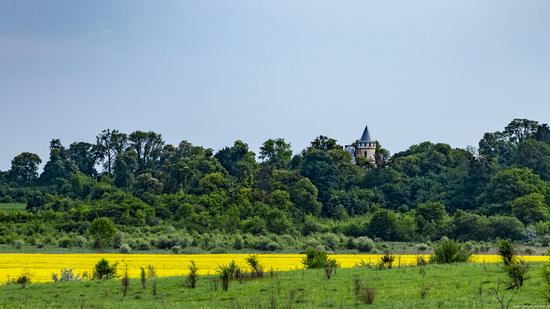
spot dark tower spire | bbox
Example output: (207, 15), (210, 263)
(359, 125), (373, 142)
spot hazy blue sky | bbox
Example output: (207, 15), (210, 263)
(1, 0), (549, 170)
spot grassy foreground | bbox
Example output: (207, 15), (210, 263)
(1, 262), (550, 308)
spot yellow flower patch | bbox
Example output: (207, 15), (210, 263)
(1, 253), (548, 283)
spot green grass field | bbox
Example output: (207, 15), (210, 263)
(0, 203), (26, 213)
(1, 262), (549, 308)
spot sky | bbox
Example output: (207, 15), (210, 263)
(1, 0), (549, 170)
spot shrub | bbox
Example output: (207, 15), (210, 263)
(58, 238), (72, 248)
(265, 241), (280, 251)
(121, 263), (130, 296)
(430, 238), (471, 264)
(497, 240), (516, 266)
(137, 241), (150, 251)
(320, 233), (340, 250)
(379, 253), (395, 269)
(498, 240), (529, 289)
(119, 243), (132, 254)
(246, 255), (264, 279)
(147, 265), (157, 295)
(302, 247), (329, 269)
(171, 245), (181, 254)
(324, 258), (338, 279)
(92, 258), (118, 280)
(353, 237), (375, 253)
(15, 271), (32, 287)
(504, 259), (530, 290)
(353, 277), (375, 305)
(52, 268), (81, 282)
(89, 217), (117, 249)
(354, 259), (374, 268)
(186, 261), (199, 288)
(140, 267), (147, 289)
(74, 236), (87, 247)
(302, 246), (339, 277)
(217, 263), (234, 291)
(13, 239), (24, 249)
(112, 231), (124, 248)
(226, 260), (240, 279)
(416, 243), (430, 251)
(233, 235), (244, 250)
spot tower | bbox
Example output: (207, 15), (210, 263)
(355, 125), (376, 163)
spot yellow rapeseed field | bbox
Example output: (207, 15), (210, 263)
(1, 254), (548, 283)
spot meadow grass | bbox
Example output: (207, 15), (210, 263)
(0, 203), (26, 213)
(1, 262), (549, 308)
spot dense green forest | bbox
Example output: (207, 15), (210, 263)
(1, 118), (550, 252)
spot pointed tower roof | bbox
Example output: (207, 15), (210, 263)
(359, 125), (373, 142)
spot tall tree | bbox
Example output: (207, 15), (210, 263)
(479, 119), (540, 164)
(290, 178), (322, 217)
(535, 124), (550, 145)
(128, 131), (165, 172)
(478, 167), (550, 215)
(503, 118), (539, 145)
(40, 139), (78, 186)
(309, 135), (340, 152)
(113, 149), (138, 188)
(513, 139), (550, 180)
(8, 152), (42, 184)
(96, 129), (128, 175)
(215, 140), (258, 186)
(259, 138), (292, 168)
(66, 142), (98, 177)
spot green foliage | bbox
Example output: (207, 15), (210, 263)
(324, 258), (338, 279)
(352, 237), (375, 252)
(497, 240), (516, 266)
(146, 265), (157, 295)
(121, 263), (130, 296)
(140, 267), (147, 289)
(302, 247), (338, 270)
(479, 167), (549, 214)
(15, 271), (32, 287)
(186, 261), (199, 288)
(498, 240), (530, 290)
(2, 120), (550, 246)
(8, 153), (42, 184)
(512, 193), (549, 224)
(353, 277), (376, 305)
(488, 216), (525, 240)
(52, 268), (81, 282)
(379, 253), (395, 269)
(368, 209), (398, 240)
(92, 258), (118, 280)
(503, 259), (530, 290)
(88, 217), (117, 249)
(259, 138), (292, 168)
(430, 238), (471, 264)
(217, 261), (239, 291)
(245, 255), (264, 279)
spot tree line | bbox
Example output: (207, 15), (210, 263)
(1, 118), (550, 245)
